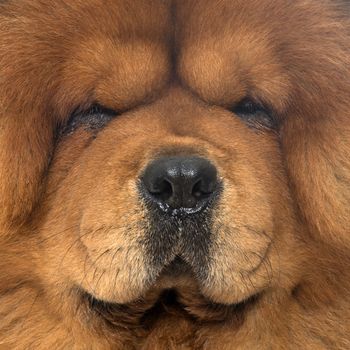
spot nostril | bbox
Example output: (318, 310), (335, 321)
(150, 179), (173, 202)
(192, 178), (216, 199)
(192, 179), (205, 198)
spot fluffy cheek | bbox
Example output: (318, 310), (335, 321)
(64, 238), (150, 304)
(38, 132), (159, 304)
(76, 194), (151, 303)
(40, 180), (156, 304)
(201, 174), (300, 304)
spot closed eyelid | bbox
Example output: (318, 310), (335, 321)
(229, 98), (277, 131)
(60, 105), (118, 136)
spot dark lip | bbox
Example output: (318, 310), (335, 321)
(82, 284), (263, 326)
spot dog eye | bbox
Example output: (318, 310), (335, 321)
(231, 98), (277, 130)
(62, 104), (118, 135)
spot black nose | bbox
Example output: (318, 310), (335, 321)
(141, 156), (218, 212)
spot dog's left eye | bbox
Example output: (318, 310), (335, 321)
(62, 104), (118, 135)
(231, 98), (277, 130)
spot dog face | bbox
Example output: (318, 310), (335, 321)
(33, 0), (302, 308)
(1, 0), (350, 348)
(44, 87), (300, 306)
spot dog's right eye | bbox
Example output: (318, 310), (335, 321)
(230, 98), (277, 131)
(62, 104), (118, 135)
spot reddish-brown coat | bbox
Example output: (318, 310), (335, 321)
(1, 1), (350, 349)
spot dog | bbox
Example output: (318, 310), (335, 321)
(1, 0), (350, 348)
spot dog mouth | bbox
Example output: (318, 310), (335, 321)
(77, 212), (272, 326)
(80, 256), (262, 329)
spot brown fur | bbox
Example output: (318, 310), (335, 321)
(1, 0), (350, 349)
